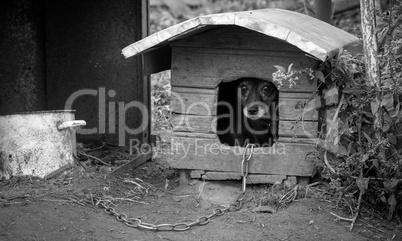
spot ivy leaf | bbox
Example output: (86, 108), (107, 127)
(363, 132), (373, 145)
(314, 71), (325, 83)
(325, 86), (338, 100)
(381, 93), (394, 112)
(334, 135), (340, 146)
(371, 159), (379, 169)
(335, 64), (346, 74)
(362, 153), (370, 162)
(387, 133), (397, 145)
(381, 78), (392, 89)
(382, 123), (391, 132)
(342, 88), (364, 94)
(273, 65), (286, 72)
(347, 64), (359, 73)
(383, 179), (400, 191)
(390, 102), (400, 118)
(371, 97), (381, 115)
(356, 174), (369, 195)
(347, 142), (355, 154)
(338, 144), (348, 156)
(380, 193), (387, 203)
(287, 63), (294, 74)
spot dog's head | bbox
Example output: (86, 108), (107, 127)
(237, 77), (279, 142)
(237, 78), (278, 120)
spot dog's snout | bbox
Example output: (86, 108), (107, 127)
(247, 106), (258, 115)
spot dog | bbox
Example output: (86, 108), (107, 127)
(217, 77), (279, 147)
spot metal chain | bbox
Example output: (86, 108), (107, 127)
(93, 144), (255, 231)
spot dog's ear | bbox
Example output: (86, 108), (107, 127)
(270, 95), (279, 141)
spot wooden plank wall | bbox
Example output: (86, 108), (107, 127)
(169, 26), (320, 177)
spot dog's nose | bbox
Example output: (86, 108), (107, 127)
(248, 106), (258, 115)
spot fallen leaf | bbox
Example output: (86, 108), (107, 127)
(387, 193), (396, 220)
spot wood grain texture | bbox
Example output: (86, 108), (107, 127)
(122, 8), (359, 61)
(169, 134), (318, 176)
(171, 131), (317, 144)
(170, 86), (218, 115)
(172, 114), (318, 138)
(172, 114), (217, 133)
(170, 47), (317, 90)
(277, 92), (319, 120)
(201, 171), (287, 184)
(190, 169), (205, 178)
(171, 25), (302, 52)
(170, 89), (319, 121)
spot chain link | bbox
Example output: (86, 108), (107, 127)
(93, 144), (255, 231)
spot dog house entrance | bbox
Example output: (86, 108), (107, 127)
(217, 78), (279, 148)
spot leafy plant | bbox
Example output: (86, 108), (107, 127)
(314, 2), (402, 222)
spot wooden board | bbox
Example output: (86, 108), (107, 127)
(172, 114), (217, 133)
(169, 134), (318, 176)
(172, 132), (317, 144)
(110, 152), (152, 175)
(200, 171), (286, 184)
(278, 120), (318, 138)
(171, 25), (303, 52)
(170, 86), (218, 115)
(279, 92), (319, 120)
(122, 8), (360, 62)
(172, 114), (318, 138)
(170, 88), (319, 120)
(170, 47), (317, 90)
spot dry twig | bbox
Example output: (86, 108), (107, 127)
(79, 151), (110, 166)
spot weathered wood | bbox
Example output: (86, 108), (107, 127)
(172, 114), (217, 133)
(170, 86), (218, 115)
(279, 120), (318, 138)
(172, 114), (318, 138)
(278, 92), (319, 120)
(202, 171), (242, 180)
(171, 47), (317, 90)
(190, 169), (205, 178)
(122, 9), (360, 62)
(110, 152), (152, 175)
(201, 171), (286, 184)
(172, 132), (316, 144)
(169, 135), (318, 176)
(171, 26), (302, 52)
(278, 136), (317, 144)
(172, 86), (218, 95)
(171, 90), (318, 120)
(172, 132), (217, 139)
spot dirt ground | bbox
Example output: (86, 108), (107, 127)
(1, 152), (401, 241)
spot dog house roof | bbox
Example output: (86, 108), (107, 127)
(122, 8), (359, 65)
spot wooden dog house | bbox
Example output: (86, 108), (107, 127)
(122, 9), (359, 184)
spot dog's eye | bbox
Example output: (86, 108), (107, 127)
(262, 86), (271, 92)
(240, 86), (248, 92)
